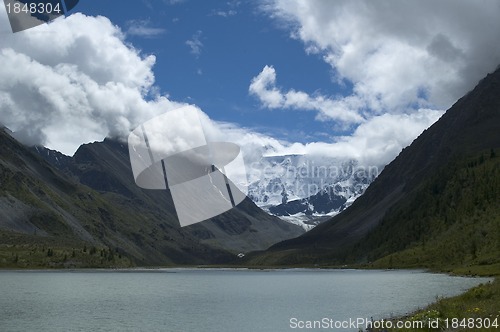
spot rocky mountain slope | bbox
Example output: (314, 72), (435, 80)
(246, 66), (500, 268)
(0, 129), (302, 268)
(247, 155), (377, 229)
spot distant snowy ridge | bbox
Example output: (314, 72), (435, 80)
(246, 154), (379, 230)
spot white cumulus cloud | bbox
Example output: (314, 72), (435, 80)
(249, 65), (364, 123)
(246, 0), (500, 168)
(259, 0), (500, 116)
(0, 2), (472, 172)
(0, 9), (185, 155)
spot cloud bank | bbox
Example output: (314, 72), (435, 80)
(246, 0), (500, 166)
(257, 0), (500, 117)
(0, 9), (185, 155)
(0, 9), (287, 164)
(1, 2), (496, 171)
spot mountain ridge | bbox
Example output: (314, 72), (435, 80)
(0, 128), (303, 268)
(244, 66), (500, 266)
(55, 137), (304, 253)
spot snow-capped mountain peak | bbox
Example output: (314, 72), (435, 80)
(246, 154), (379, 230)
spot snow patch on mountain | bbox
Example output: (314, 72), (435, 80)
(246, 154), (379, 230)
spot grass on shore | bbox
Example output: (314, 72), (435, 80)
(369, 264), (500, 332)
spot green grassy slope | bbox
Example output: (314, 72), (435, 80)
(241, 68), (500, 332)
(0, 126), (303, 268)
(359, 150), (499, 271)
(0, 128), (234, 267)
(244, 67), (500, 268)
(370, 278), (499, 332)
(52, 138), (304, 254)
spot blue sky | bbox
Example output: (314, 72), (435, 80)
(1, 0), (500, 166)
(75, 0), (344, 143)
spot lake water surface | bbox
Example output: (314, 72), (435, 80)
(0, 269), (491, 331)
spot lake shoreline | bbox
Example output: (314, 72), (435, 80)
(0, 267), (493, 332)
(2, 265), (497, 332)
(1, 262), (498, 276)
